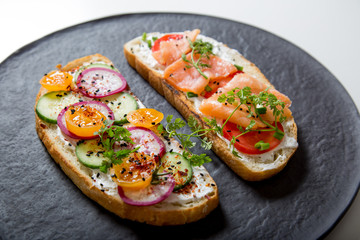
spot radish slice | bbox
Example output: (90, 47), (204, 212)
(57, 101), (114, 139)
(76, 67), (127, 98)
(118, 175), (175, 206)
(126, 127), (166, 160)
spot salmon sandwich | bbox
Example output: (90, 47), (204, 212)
(124, 29), (298, 181)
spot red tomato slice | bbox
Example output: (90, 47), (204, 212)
(222, 121), (284, 154)
(152, 34), (184, 52)
(203, 71), (243, 98)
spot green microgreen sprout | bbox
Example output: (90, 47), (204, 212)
(141, 32), (156, 49)
(205, 86), (287, 155)
(157, 115), (212, 167)
(181, 39), (214, 79)
(94, 120), (139, 173)
(186, 92), (198, 98)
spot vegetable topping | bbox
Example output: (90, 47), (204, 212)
(65, 105), (105, 138)
(126, 108), (164, 128)
(57, 101), (114, 139)
(152, 34), (184, 52)
(222, 121), (284, 154)
(40, 71), (72, 91)
(117, 174), (175, 206)
(126, 127), (166, 162)
(76, 67), (127, 98)
(110, 152), (156, 190)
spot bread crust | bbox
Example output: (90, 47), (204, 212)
(124, 35), (298, 181)
(34, 54), (218, 226)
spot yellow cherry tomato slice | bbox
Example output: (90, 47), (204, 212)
(126, 108), (164, 128)
(40, 70), (73, 91)
(110, 152), (156, 190)
(65, 105), (105, 137)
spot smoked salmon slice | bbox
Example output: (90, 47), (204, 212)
(198, 73), (292, 128)
(152, 29), (200, 66)
(163, 53), (237, 94)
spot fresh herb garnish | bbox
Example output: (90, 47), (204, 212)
(142, 32), (155, 49)
(205, 85), (212, 92)
(95, 120), (139, 173)
(186, 92), (198, 98)
(158, 115), (212, 166)
(205, 86), (287, 154)
(181, 39), (214, 79)
(234, 64), (244, 71)
(254, 140), (270, 151)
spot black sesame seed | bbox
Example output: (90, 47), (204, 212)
(211, 183), (215, 186)
(97, 173), (100, 178)
(177, 161), (181, 164)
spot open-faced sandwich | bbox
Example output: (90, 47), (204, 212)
(124, 29), (298, 181)
(34, 54), (218, 226)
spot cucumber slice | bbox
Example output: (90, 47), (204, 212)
(158, 152), (193, 191)
(35, 91), (80, 124)
(76, 139), (108, 168)
(100, 92), (138, 125)
(73, 63), (116, 83)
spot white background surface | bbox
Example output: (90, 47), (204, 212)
(1, 0), (359, 239)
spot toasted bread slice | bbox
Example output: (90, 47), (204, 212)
(34, 54), (218, 226)
(124, 33), (298, 181)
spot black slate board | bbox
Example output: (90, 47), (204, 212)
(0, 13), (359, 240)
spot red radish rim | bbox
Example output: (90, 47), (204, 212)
(57, 101), (114, 139)
(76, 67), (127, 98)
(126, 126), (166, 159)
(118, 175), (175, 206)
